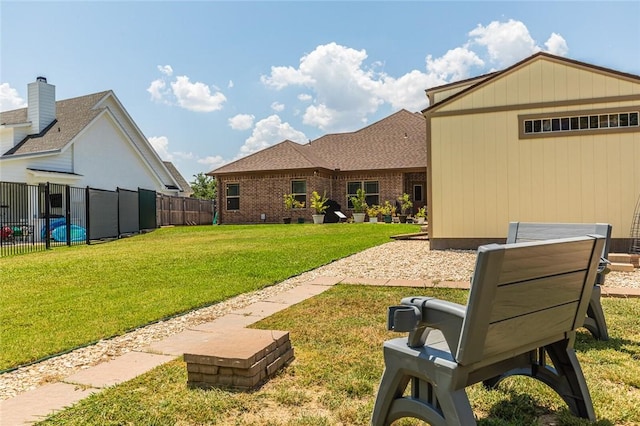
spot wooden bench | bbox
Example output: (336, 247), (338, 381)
(507, 222), (612, 340)
(371, 235), (605, 425)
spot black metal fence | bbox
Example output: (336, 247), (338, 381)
(1, 182), (215, 257)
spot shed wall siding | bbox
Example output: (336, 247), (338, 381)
(431, 101), (640, 241)
(436, 59), (640, 114)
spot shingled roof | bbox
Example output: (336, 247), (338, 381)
(211, 109), (426, 175)
(163, 161), (192, 194)
(1, 91), (111, 156)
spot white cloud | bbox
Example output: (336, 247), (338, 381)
(425, 47), (485, 82)
(228, 80), (234, 89)
(261, 20), (569, 131)
(468, 19), (540, 68)
(545, 33), (569, 56)
(150, 135), (222, 174)
(147, 79), (168, 102)
(271, 101), (285, 112)
(148, 136), (173, 161)
(238, 115), (307, 157)
(0, 83), (27, 111)
(260, 40), (490, 131)
(157, 65), (173, 76)
(147, 66), (227, 112)
(302, 104), (336, 129)
(170, 76), (227, 112)
(374, 71), (434, 111)
(262, 42), (390, 131)
(228, 114), (255, 130)
(174, 151), (195, 160)
(198, 155), (226, 171)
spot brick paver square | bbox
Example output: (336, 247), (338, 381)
(65, 351), (174, 388)
(264, 284), (331, 304)
(230, 301), (289, 318)
(189, 313), (260, 331)
(0, 382), (96, 425)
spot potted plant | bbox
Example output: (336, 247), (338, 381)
(366, 204), (380, 223)
(380, 201), (396, 223)
(415, 206), (427, 224)
(310, 190), (328, 224)
(350, 188), (367, 223)
(283, 194), (305, 224)
(397, 193), (413, 223)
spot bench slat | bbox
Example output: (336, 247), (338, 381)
(482, 302), (578, 360)
(490, 271), (587, 322)
(497, 239), (595, 284)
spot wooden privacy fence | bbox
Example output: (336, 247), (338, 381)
(157, 194), (215, 227)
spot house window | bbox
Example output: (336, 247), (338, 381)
(522, 110), (639, 138)
(291, 180), (306, 207)
(347, 181), (379, 208)
(226, 183), (240, 210)
(413, 184), (423, 202)
(37, 184), (64, 218)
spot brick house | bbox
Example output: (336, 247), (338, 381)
(208, 109), (427, 224)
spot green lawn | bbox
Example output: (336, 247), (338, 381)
(38, 286), (640, 425)
(0, 223), (418, 370)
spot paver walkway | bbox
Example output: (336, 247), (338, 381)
(1, 277), (638, 425)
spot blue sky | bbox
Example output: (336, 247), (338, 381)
(2, 1), (639, 183)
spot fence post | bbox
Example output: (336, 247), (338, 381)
(65, 185), (71, 247)
(44, 183), (51, 250)
(85, 187), (91, 244)
(117, 187), (121, 238)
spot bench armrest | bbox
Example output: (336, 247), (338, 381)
(388, 296), (466, 352)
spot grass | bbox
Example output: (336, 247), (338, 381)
(0, 223), (418, 370)
(37, 285), (640, 425)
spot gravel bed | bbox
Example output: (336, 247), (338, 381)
(1, 240), (637, 400)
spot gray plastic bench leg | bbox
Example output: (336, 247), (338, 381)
(372, 339), (475, 426)
(584, 285), (609, 340)
(482, 340), (595, 421)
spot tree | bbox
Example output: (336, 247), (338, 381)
(190, 173), (216, 200)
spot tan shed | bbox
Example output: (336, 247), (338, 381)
(424, 52), (640, 251)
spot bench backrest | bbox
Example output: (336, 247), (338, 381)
(507, 222), (611, 260)
(455, 235), (605, 366)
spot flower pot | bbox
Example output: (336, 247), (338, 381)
(398, 214), (408, 223)
(297, 217), (305, 224)
(283, 217), (292, 224)
(369, 217), (378, 223)
(416, 217), (425, 224)
(312, 214), (325, 224)
(383, 215), (392, 223)
(353, 212), (365, 223)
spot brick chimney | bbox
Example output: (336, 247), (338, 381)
(27, 76), (56, 134)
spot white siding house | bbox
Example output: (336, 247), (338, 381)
(0, 78), (187, 194)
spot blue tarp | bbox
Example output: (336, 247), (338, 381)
(41, 218), (67, 239)
(51, 225), (87, 242)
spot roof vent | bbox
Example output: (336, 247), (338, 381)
(36, 76), (47, 83)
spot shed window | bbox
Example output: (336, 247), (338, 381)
(226, 183), (239, 210)
(522, 110), (639, 138)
